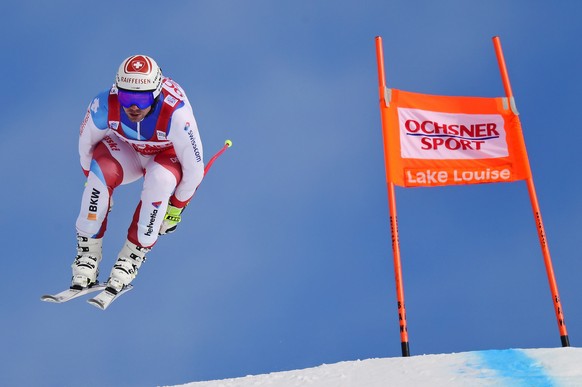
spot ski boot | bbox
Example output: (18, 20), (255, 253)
(106, 240), (150, 294)
(71, 235), (102, 289)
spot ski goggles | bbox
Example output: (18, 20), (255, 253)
(117, 89), (156, 109)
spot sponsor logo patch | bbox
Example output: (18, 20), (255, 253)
(398, 108), (507, 160)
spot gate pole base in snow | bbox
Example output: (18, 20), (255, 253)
(401, 342), (410, 357)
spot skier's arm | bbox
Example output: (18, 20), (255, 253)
(166, 104), (205, 208)
(79, 91), (110, 175)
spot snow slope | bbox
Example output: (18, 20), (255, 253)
(164, 347), (582, 387)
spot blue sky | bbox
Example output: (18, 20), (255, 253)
(1, 1), (581, 386)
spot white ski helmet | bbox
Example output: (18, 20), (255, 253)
(115, 55), (163, 98)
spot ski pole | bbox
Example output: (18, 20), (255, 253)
(204, 139), (232, 176)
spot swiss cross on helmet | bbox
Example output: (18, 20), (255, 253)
(115, 55), (163, 98)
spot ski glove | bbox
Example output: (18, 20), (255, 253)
(159, 203), (184, 235)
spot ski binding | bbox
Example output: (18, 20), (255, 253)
(41, 283), (107, 303)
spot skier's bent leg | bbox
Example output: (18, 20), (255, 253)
(127, 162), (179, 248)
(75, 142), (124, 238)
(108, 163), (178, 291)
(73, 142), (125, 287)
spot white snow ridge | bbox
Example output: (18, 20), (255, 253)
(163, 347), (582, 387)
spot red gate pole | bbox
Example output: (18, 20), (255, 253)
(375, 36), (410, 357)
(492, 36), (570, 347)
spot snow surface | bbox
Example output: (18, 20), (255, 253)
(163, 347), (582, 387)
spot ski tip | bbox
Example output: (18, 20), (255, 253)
(87, 285), (133, 310)
(87, 298), (107, 310)
(40, 295), (59, 303)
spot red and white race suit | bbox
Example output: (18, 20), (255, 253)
(76, 78), (204, 248)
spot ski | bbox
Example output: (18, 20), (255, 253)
(41, 283), (107, 303)
(87, 285), (133, 310)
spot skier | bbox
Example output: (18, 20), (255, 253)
(72, 54), (204, 294)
